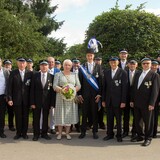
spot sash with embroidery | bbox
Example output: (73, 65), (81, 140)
(79, 65), (99, 91)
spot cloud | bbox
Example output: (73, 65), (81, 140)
(145, 8), (160, 16)
(51, 0), (90, 13)
(50, 22), (85, 47)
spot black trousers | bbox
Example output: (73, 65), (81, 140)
(98, 106), (105, 127)
(134, 106), (154, 140)
(75, 104), (81, 129)
(7, 104), (14, 128)
(153, 103), (159, 136)
(106, 106), (122, 138)
(0, 95), (6, 134)
(14, 103), (29, 136)
(33, 107), (49, 137)
(81, 95), (98, 133)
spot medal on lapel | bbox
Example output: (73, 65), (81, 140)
(95, 72), (99, 78)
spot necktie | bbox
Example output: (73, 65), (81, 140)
(130, 71), (134, 85)
(88, 64), (93, 74)
(137, 72), (145, 89)
(42, 73), (46, 88)
(112, 70), (115, 79)
(20, 71), (24, 82)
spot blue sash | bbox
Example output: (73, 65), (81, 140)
(79, 65), (99, 91)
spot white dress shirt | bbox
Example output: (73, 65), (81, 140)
(137, 69), (150, 89)
(121, 60), (127, 70)
(88, 62), (94, 74)
(111, 67), (118, 79)
(19, 69), (25, 82)
(0, 68), (6, 95)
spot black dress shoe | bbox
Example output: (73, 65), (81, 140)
(117, 137), (123, 142)
(122, 132), (128, 138)
(0, 133), (7, 138)
(103, 135), (114, 141)
(41, 134), (51, 140)
(141, 140), (151, 147)
(9, 127), (16, 131)
(50, 129), (56, 134)
(93, 133), (99, 139)
(33, 136), (39, 141)
(79, 133), (86, 139)
(22, 135), (29, 139)
(99, 125), (106, 130)
(14, 135), (21, 140)
(131, 136), (143, 142)
(153, 135), (157, 138)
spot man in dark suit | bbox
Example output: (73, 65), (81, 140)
(130, 58), (160, 146)
(151, 60), (160, 138)
(95, 57), (105, 130)
(30, 60), (55, 141)
(70, 58), (81, 132)
(8, 57), (33, 140)
(122, 60), (139, 138)
(0, 58), (10, 138)
(102, 57), (128, 142)
(78, 48), (103, 139)
(3, 59), (15, 131)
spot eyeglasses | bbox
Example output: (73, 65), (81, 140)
(142, 63), (150, 65)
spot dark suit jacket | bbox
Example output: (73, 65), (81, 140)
(102, 67), (128, 107)
(131, 70), (160, 108)
(30, 72), (55, 109)
(126, 69), (140, 101)
(78, 62), (103, 97)
(7, 69), (33, 106)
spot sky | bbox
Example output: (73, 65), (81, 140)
(50, 0), (160, 47)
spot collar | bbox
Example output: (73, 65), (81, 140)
(112, 67), (118, 72)
(41, 72), (47, 76)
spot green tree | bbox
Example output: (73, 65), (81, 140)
(28, 0), (64, 36)
(85, 3), (160, 61)
(0, 1), (45, 59)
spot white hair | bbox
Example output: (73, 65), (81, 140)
(63, 59), (72, 67)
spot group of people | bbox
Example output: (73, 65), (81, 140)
(0, 48), (160, 147)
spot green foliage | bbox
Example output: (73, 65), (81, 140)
(0, 0), (66, 62)
(85, 4), (160, 63)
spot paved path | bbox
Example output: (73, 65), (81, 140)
(0, 128), (160, 160)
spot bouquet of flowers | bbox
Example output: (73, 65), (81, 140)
(60, 83), (76, 101)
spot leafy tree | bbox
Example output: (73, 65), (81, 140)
(85, 2), (160, 61)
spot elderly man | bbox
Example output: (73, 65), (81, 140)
(8, 57), (33, 140)
(30, 60), (55, 141)
(102, 57), (128, 142)
(130, 58), (160, 146)
(0, 58), (10, 138)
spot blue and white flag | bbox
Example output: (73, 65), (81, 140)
(87, 37), (103, 53)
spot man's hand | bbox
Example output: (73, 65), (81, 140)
(102, 101), (106, 107)
(78, 95), (84, 104)
(148, 105), (154, 111)
(31, 105), (36, 109)
(95, 95), (101, 103)
(130, 102), (134, 108)
(8, 101), (13, 106)
(120, 103), (126, 108)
